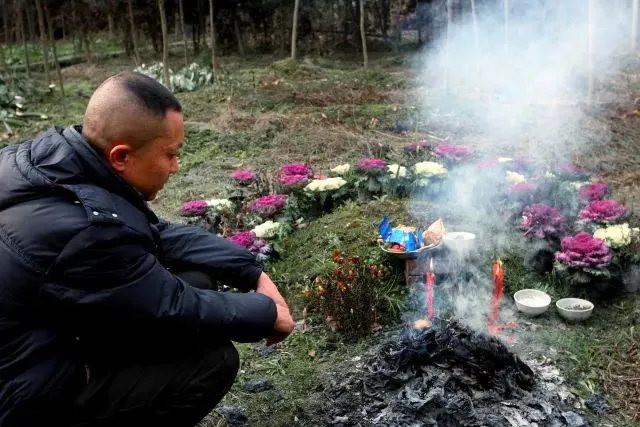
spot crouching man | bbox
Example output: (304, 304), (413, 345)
(0, 71), (295, 427)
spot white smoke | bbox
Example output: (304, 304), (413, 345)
(406, 0), (634, 334)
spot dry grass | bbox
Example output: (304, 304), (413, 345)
(290, 86), (388, 107)
(602, 336), (640, 424)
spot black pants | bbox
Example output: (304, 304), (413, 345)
(68, 271), (237, 427)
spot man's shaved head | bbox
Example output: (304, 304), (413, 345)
(82, 71), (185, 201)
(82, 71), (183, 154)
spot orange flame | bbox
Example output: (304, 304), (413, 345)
(492, 258), (503, 280)
(429, 257), (435, 272)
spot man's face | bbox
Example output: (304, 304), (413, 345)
(108, 110), (184, 201)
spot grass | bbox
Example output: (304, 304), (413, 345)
(14, 51), (640, 426)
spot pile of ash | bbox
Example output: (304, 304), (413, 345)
(314, 319), (590, 427)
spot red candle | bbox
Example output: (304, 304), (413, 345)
(488, 258), (504, 328)
(426, 257), (435, 319)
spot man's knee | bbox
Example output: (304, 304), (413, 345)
(199, 341), (240, 389)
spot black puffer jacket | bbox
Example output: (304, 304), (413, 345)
(0, 126), (277, 426)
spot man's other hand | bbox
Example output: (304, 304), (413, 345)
(265, 304), (295, 346)
(255, 273), (294, 345)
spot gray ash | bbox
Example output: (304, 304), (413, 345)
(315, 319), (589, 426)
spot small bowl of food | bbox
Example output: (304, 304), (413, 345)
(513, 289), (551, 316)
(556, 298), (594, 321)
(442, 232), (476, 255)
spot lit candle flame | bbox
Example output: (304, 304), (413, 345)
(429, 257), (435, 272)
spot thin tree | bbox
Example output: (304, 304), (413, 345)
(178, 0), (188, 67)
(209, 0), (215, 69)
(127, 0), (139, 65)
(632, 0), (638, 51)
(291, 0), (300, 59)
(0, 0), (7, 73)
(360, 0), (367, 68)
(18, 0), (31, 78)
(233, 7), (244, 56)
(44, 0), (66, 117)
(158, 0), (170, 87)
(34, 0), (50, 83)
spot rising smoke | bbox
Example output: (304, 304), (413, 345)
(405, 0), (634, 332)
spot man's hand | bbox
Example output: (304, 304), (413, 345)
(256, 273), (294, 345)
(265, 304), (295, 346)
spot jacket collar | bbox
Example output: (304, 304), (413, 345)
(62, 126), (160, 224)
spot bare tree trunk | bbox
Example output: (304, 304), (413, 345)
(503, 0), (509, 54)
(44, 1), (66, 117)
(587, 0), (595, 104)
(108, 12), (114, 38)
(34, 0), (50, 83)
(360, 0), (367, 68)
(127, 0), (139, 65)
(26, 1), (36, 42)
(209, 0), (215, 69)
(632, 0), (638, 51)
(233, 8), (244, 56)
(158, 0), (170, 87)
(0, 0), (7, 73)
(178, 0), (188, 66)
(291, 0), (300, 59)
(18, 0), (30, 78)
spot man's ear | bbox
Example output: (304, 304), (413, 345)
(107, 144), (133, 172)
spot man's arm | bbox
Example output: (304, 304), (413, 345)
(43, 224), (278, 348)
(155, 221), (263, 292)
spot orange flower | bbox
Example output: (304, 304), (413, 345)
(317, 285), (326, 296)
(303, 287), (313, 298)
(337, 281), (347, 292)
(333, 268), (343, 279)
(347, 255), (360, 264)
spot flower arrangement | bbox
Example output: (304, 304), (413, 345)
(330, 163), (351, 176)
(519, 203), (567, 241)
(252, 220), (283, 239)
(578, 183), (608, 202)
(387, 164), (407, 179)
(179, 200), (209, 217)
(230, 170), (258, 186)
(505, 171), (526, 184)
(414, 161), (447, 178)
(304, 177), (348, 192)
(403, 140), (431, 165)
(593, 223), (636, 249)
(579, 200), (628, 225)
(280, 162), (313, 178)
(557, 163), (589, 180)
(432, 144), (473, 163)
(354, 158), (389, 200)
(554, 231), (612, 285)
(249, 194), (288, 218)
(227, 230), (272, 261)
(206, 198), (234, 216)
(356, 158), (387, 173)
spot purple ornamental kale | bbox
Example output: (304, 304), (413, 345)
(432, 144), (473, 162)
(519, 203), (566, 240)
(179, 200), (208, 216)
(227, 230), (257, 248)
(554, 232), (612, 269)
(578, 183), (608, 202)
(280, 163), (313, 177)
(230, 170), (258, 185)
(249, 194), (288, 217)
(356, 158), (387, 172)
(578, 199), (627, 224)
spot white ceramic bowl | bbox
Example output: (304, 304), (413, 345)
(556, 298), (594, 321)
(442, 232), (476, 254)
(513, 289), (551, 316)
